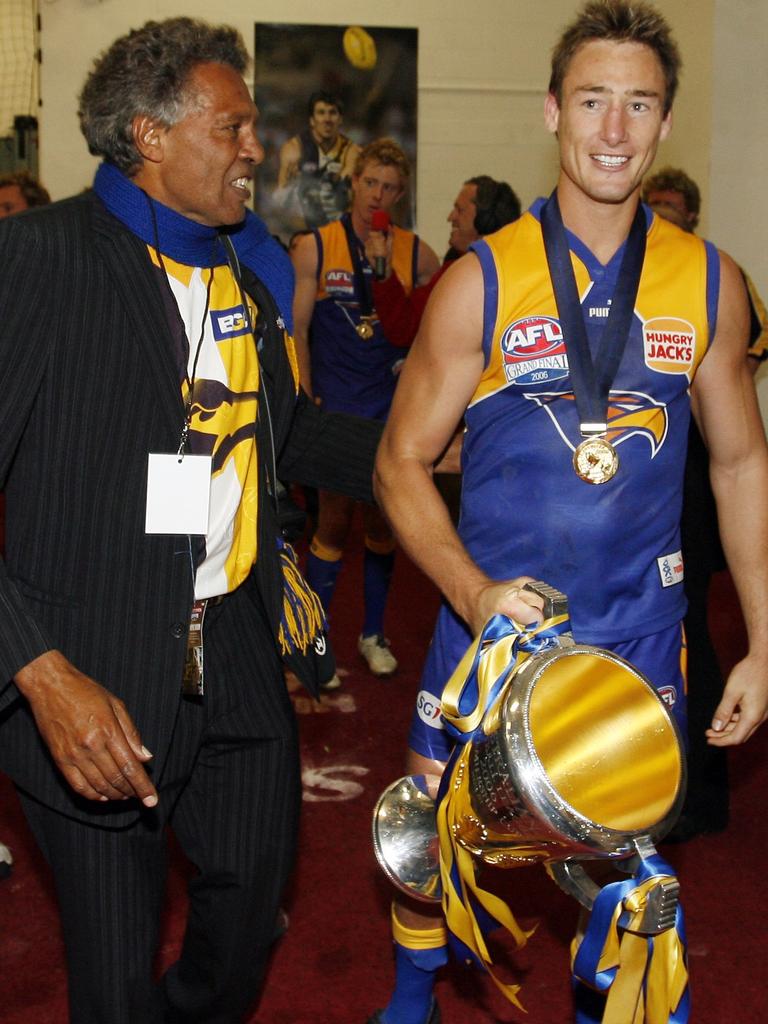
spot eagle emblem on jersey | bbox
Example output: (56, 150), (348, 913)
(525, 390), (669, 456)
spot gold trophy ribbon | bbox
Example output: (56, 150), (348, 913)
(573, 870), (689, 1024)
(434, 611), (689, 1022)
(435, 612), (571, 1008)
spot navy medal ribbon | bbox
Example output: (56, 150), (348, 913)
(540, 191), (647, 450)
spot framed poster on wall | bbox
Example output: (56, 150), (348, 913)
(253, 23), (418, 244)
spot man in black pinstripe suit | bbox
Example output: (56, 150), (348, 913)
(0, 18), (381, 1023)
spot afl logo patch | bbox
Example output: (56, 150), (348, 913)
(501, 316), (569, 385)
(643, 317), (695, 374)
(657, 685), (678, 709)
(325, 268), (355, 298)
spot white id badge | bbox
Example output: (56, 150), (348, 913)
(145, 453), (212, 535)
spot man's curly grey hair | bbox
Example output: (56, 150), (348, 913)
(78, 17), (249, 175)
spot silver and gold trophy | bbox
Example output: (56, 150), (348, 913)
(372, 583), (689, 1022)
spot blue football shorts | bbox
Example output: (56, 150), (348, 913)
(408, 606), (688, 763)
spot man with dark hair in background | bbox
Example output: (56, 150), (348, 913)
(0, 170), (51, 217)
(277, 89), (361, 228)
(292, 138), (439, 683)
(0, 17), (384, 1023)
(643, 164), (768, 842)
(367, 174), (522, 346)
(370, 1), (768, 1021)
(366, 174), (521, 526)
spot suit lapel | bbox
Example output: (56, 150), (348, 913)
(91, 198), (185, 441)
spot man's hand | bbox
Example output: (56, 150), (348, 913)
(14, 650), (158, 806)
(364, 230), (392, 279)
(706, 653), (768, 746)
(469, 577), (544, 636)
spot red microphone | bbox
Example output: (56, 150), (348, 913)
(370, 210), (390, 280)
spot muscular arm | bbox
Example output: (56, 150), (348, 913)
(340, 140), (361, 181)
(691, 252), (768, 745)
(290, 232), (320, 396)
(374, 256), (542, 634)
(277, 135), (301, 190)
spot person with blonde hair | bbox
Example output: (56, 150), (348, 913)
(292, 137), (439, 683)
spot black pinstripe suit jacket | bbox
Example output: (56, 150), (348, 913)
(0, 192), (380, 825)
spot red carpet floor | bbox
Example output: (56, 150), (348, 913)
(0, 522), (766, 1022)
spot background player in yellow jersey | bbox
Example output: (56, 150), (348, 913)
(369, 3), (768, 1022)
(292, 139), (439, 682)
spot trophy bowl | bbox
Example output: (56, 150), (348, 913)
(373, 642), (686, 901)
(372, 774), (443, 903)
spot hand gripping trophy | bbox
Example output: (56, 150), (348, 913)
(373, 584), (689, 1023)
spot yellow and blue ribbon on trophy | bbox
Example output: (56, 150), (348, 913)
(435, 611), (570, 1008)
(434, 610), (690, 1023)
(572, 856), (689, 1024)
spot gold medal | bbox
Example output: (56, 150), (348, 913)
(356, 319), (374, 340)
(573, 437), (619, 485)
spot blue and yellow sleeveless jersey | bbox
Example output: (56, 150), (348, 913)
(458, 200), (719, 644)
(310, 216), (418, 419)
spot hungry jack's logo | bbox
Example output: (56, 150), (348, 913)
(525, 390), (668, 457)
(643, 317), (696, 375)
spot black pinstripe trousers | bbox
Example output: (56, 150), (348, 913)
(19, 585), (302, 1024)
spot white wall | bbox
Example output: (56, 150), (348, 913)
(29, 0), (768, 425)
(36, 0), (715, 258)
(709, 0), (768, 419)
(710, 0), (767, 297)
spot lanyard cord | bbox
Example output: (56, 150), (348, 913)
(147, 195), (217, 455)
(340, 212), (375, 316)
(219, 233), (281, 519)
(539, 191), (647, 434)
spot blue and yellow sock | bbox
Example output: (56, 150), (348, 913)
(305, 537), (342, 614)
(380, 908), (448, 1024)
(362, 539), (395, 638)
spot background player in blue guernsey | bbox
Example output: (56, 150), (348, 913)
(292, 138), (439, 682)
(369, 2), (768, 1022)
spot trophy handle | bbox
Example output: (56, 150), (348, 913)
(372, 774), (442, 904)
(521, 580), (569, 619)
(548, 836), (680, 935)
